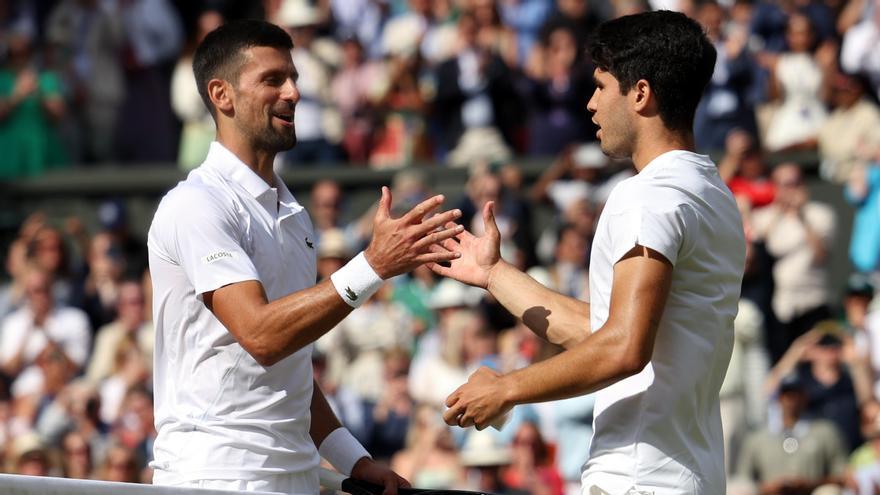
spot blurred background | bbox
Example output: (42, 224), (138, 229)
(1, 0), (880, 494)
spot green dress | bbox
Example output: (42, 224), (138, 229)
(0, 69), (68, 179)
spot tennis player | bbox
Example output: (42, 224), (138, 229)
(430, 11), (746, 494)
(147, 20), (462, 494)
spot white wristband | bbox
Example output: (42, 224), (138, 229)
(319, 427), (370, 476)
(330, 251), (383, 308)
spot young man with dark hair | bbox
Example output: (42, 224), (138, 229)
(148, 20), (462, 493)
(430, 11), (746, 494)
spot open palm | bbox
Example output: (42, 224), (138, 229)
(428, 202), (501, 289)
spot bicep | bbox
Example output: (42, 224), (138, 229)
(605, 245), (673, 368)
(204, 280), (269, 346)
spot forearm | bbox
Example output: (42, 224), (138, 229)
(250, 280), (355, 365)
(502, 320), (643, 406)
(488, 261), (590, 349)
(310, 379), (344, 448)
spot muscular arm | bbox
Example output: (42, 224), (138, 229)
(487, 260), (590, 349)
(445, 245), (672, 428)
(501, 246), (671, 403)
(204, 189), (462, 367)
(205, 279), (354, 367)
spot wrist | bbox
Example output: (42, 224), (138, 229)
(485, 259), (508, 292)
(331, 252), (384, 308)
(319, 427), (370, 476)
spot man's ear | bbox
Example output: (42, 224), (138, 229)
(631, 79), (654, 114)
(207, 79), (234, 115)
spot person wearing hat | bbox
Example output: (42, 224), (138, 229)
(147, 19), (463, 493)
(10, 432), (51, 477)
(730, 372), (847, 495)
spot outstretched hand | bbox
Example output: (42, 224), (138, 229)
(364, 187), (463, 279)
(428, 201), (501, 289)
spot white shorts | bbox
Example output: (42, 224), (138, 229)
(153, 470), (319, 495)
(581, 471), (708, 495)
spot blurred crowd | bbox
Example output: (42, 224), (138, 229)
(0, 0), (873, 178)
(2, 0), (880, 495)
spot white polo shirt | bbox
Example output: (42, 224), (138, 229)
(148, 142), (319, 484)
(582, 151), (746, 494)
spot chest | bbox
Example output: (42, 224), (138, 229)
(240, 205), (317, 301)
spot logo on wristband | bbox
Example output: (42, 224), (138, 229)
(345, 287), (358, 301)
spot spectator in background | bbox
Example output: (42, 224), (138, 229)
(86, 280), (153, 385)
(98, 442), (140, 483)
(818, 71), (880, 184)
(695, 1), (759, 153)
(330, 37), (386, 163)
(718, 130), (776, 209)
(114, 0), (183, 162)
(363, 348), (413, 461)
(847, 400), (880, 494)
(503, 420), (565, 495)
(0, 29), (67, 179)
(766, 327), (865, 453)
(0, 238), (30, 317)
(839, 0), (880, 100)
(752, 163), (835, 362)
(846, 146), (880, 274)
(45, 0), (124, 163)
(278, 0), (345, 166)
(458, 428), (521, 494)
(0, 266), (90, 387)
(498, 0), (553, 67)
(81, 232), (126, 330)
(171, 9), (223, 170)
(731, 374), (848, 495)
(390, 404), (462, 490)
(721, 298), (771, 474)
(527, 224), (590, 302)
(433, 12), (523, 167)
(60, 429), (94, 479)
(25, 224), (76, 307)
(540, 0), (608, 56)
(329, 0), (389, 58)
(845, 274), (880, 399)
(472, 0), (519, 70)
(523, 24), (594, 156)
(530, 143), (625, 214)
(368, 25), (431, 168)
(10, 432), (51, 476)
(762, 13), (833, 152)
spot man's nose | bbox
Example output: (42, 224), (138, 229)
(281, 78), (300, 103)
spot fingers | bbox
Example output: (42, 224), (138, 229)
(443, 401), (465, 426)
(411, 224), (465, 251)
(414, 208), (462, 234)
(413, 250), (460, 265)
(483, 201), (500, 237)
(375, 186), (392, 222)
(401, 194), (445, 224)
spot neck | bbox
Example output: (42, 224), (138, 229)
(631, 126), (695, 172)
(216, 127), (276, 186)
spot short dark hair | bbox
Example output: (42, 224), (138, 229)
(589, 10), (716, 132)
(192, 19), (293, 118)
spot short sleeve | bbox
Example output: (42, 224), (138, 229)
(606, 204), (694, 267)
(153, 186), (260, 296)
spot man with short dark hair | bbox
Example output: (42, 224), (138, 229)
(430, 11), (746, 494)
(148, 19), (462, 493)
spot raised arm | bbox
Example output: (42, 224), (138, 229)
(429, 202), (589, 349)
(443, 245), (673, 429)
(206, 188), (463, 366)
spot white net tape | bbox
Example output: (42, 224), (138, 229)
(0, 468), (347, 495)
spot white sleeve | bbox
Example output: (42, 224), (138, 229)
(605, 204), (695, 267)
(156, 187), (260, 296)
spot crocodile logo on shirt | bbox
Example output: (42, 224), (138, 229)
(305, 237), (314, 249)
(344, 287), (358, 301)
